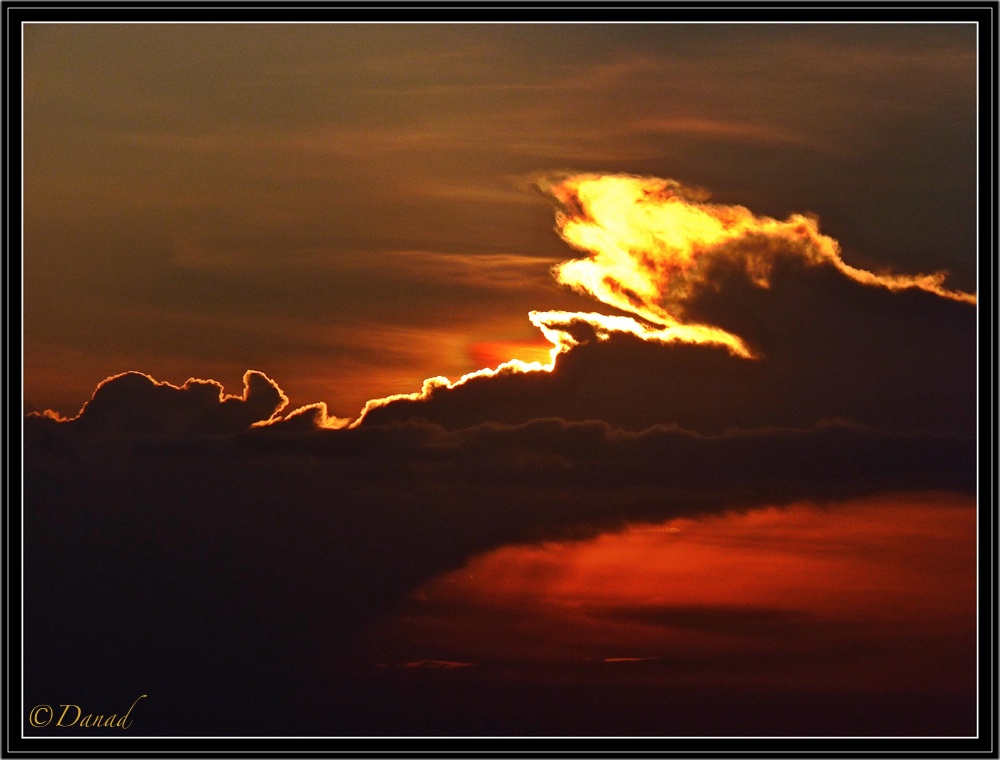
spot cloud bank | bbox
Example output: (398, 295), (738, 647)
(24, 411), (975, 733)
(22, 173), (977, 735)
(354, 176), (975, 435)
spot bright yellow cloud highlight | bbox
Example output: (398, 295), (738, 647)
(534, 172), (974, 359)
(327, 172), (976, 425)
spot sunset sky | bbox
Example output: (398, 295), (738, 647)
(20, 18), (984, 742)
(24, 21), (978, 417)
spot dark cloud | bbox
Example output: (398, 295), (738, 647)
(32, 369), (288, 436)
(357, 254), (976, 436)
(24, 388), (974, 734)
(584, 603), (826, 637)
(575, 601), (975, 695)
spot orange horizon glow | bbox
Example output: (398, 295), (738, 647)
(363, 492), (976, 692)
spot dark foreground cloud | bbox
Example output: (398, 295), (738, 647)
(24, 396), (974, 734)
(357, 253), (976, 436)
(40, 369), (289, 434)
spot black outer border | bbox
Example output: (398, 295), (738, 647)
(2, 2), (997, 758)
(2, 0), (997, 25)
(0, 2), (998, 22)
